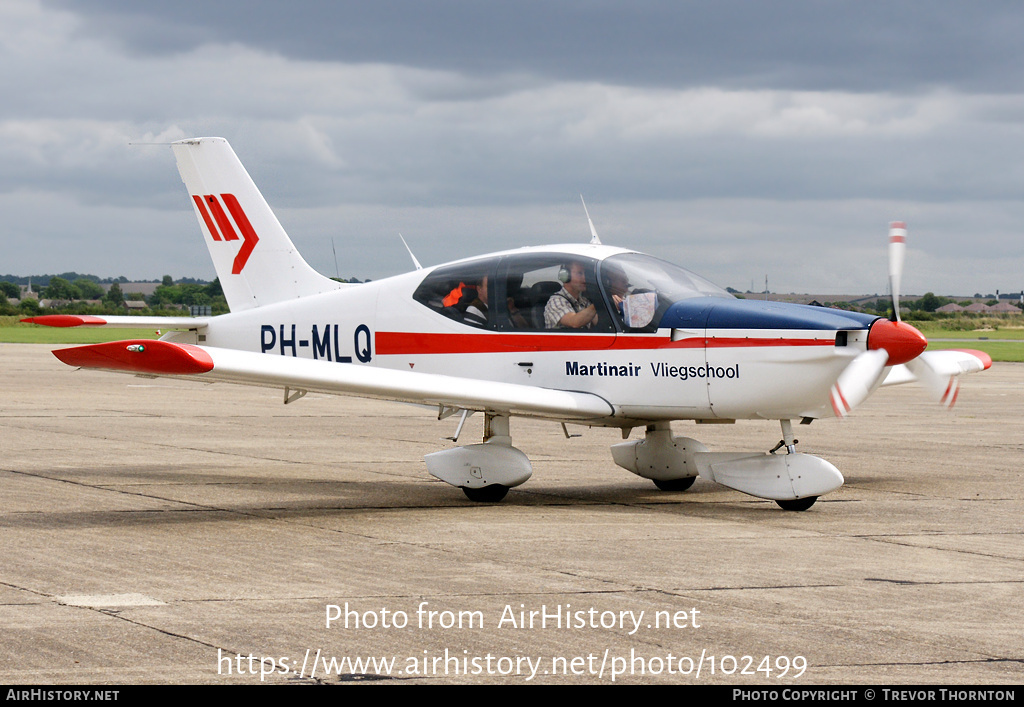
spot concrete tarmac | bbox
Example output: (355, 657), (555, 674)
(1, 343), (1021, 684)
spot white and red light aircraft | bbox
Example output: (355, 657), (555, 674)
(26, 138), (991, 510)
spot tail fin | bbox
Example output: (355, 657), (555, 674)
(172, 137), (341, 312)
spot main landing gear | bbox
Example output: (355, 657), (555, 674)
(424, 412), (532, 503)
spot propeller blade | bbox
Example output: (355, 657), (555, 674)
(904, 349), (992, 409)
(830, 349), (890, 418)
(905, 357), (959, 409)
(888, 221), (906, 322)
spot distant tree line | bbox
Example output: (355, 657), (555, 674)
(824, 292), (1021, 317)
(4, 273), (366, 318)
(0, 272), (209, 286)
(1, 275), (229, 317)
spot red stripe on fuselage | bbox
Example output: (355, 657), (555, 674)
(374, 331), (837, 355)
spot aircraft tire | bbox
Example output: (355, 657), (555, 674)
(462, 484), (509, 503)
(652, 476), (696, 492)
(776, 496), (818, 511)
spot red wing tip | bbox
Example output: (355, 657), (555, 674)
(951, 349), (993, 370)
(53, 340), (214, 375)
(22, 315), (107, 328)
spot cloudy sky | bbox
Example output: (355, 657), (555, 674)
(3, 0), (1023, 295)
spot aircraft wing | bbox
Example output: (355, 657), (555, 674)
(22, 315), (209, 330)
(51, 340), (614, 422)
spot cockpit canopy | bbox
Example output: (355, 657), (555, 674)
(412, 251), (732, 332)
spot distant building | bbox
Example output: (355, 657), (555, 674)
(989, 302), (1021, 314)
(936, 303), (965, 313)
(104, 282), (160, 297)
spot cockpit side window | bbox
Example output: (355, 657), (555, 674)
(412, 259), (497, 329)
(496, 254), (613, 332)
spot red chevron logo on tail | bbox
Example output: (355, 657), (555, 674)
(191, 193), (260, 274)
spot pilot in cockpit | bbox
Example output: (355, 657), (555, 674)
(544, 261), (598, 329)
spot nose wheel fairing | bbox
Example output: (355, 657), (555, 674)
(693, 451), (843, 501)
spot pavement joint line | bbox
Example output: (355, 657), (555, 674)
(854, 530), (1023, 537)
(0, 580), (55, 600)
(822, 656), (1024, 668)
(168, 588), (656, 604)
(855, 535), (1024, 562)
(865, 577), (1024, 586)
(88, 608), (239, 656)
(688, 584), (842, 592)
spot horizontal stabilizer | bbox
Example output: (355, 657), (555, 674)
(23, 315), (209, 330)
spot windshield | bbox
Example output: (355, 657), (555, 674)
(599, 253), (731, 330)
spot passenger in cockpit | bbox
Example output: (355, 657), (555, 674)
(464, 275), (489, 327)
(602, 262), (630, 316)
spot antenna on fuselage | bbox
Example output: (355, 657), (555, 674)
(579, 195), (601, 245)
(398, 233), (423, 270)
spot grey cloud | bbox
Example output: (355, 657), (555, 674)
(45, 0), (1024, 93)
